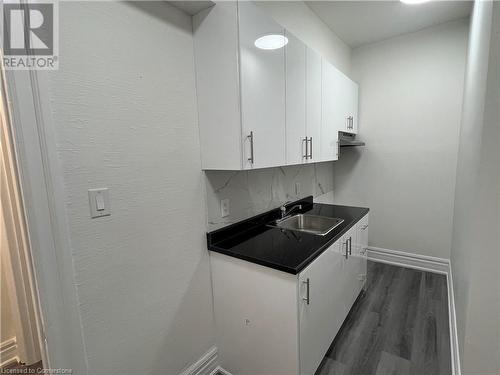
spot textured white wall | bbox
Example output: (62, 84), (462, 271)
(255, 1), (351, 75)
(47, 2), (214, 374)
(451, 1), (500, 373)
(332, 19), (469, 259)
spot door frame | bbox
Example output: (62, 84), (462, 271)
(1, 47), (88, 374)
(1, 81), (43, 366)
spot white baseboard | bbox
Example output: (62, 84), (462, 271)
(1, 337), (19, 368)
(447, 266), (461, 375)
(210, 366), (233, 375)
(180, 346), (218, 375)
(367, 246), (460, 375)
(367, 246), (449, 274)
(178, 346), (234, 375)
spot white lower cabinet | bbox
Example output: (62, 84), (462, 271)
(299, 241), (345, 375)
(356, 213), (370, 287)
(210, 214), (369, 375)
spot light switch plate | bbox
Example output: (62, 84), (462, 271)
(88, 188), (111, 218)
(220, 198), (230, 218)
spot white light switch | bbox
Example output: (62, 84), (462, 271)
(88, 188), (111, 218)
(95, 193), (105, 211)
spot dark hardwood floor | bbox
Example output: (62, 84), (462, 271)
(316, 261), (452, 375)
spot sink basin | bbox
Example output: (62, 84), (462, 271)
(270, 214), (344, 236)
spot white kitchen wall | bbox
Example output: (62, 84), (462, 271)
(255, 1), (351, 74)
(332, 19), (469, 259)
(451, 1), (500, 373)
(205, 162), (334, 231)
(46, 2), (214, 374)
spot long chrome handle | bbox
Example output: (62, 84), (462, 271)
(248, 131), (254, 164)
(303, 137), (308, 159)
(343, 241), (348, 259)
(303, 278), (310, 305)
(348, 236), (352, 255)
(346, 116), (350, 129)
(309, 137), (313, 159)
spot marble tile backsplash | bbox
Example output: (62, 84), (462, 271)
(205, 162), (335, 231)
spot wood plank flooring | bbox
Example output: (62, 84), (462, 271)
(316, 261), (452, 375)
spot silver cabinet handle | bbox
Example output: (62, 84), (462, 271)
(309, 137), (313, 159)
(343, 241), (349, 259)
(348, 236), (352, 255)
(303, 137), (308, 159)
(303, 278), (310, 305)
(346, 116), (350, 129)
(346, 116), (353, 129)
(248, 131), (254, 164)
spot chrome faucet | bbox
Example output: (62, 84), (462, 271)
(280, 202), (302, 219)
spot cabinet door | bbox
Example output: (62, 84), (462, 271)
(320, 59), (341, 162)
(299, 241), (344, 375)
(239, 1), (286, 169)
(306, 47), (322, 163)
(357, 214), (369, 287)
(342, 77), (359, 134)
(193, 2), (244, 170)
(285, 31), (306, 165)
(337, 226), (359, 316)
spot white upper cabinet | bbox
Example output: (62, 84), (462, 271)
(285, 39), (323, 165)
(340, 76), (359, 134)
(194, 1), (285, 170)
(193, 1), (358, 170)
(285, 31), (307, 165)
(306, 47), (322, 163)
(193, 2), (242, 170)
(321, 59), (342, 162)
(239, 1), (286, 169)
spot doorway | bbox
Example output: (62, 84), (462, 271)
(0, 65), (44, 371)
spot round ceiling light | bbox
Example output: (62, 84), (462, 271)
(254, 34), (288, 50)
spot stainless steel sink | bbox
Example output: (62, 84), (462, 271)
(269, 214), (344, 236)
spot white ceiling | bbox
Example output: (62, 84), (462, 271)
(306, 1), (472, 48)
(168, 1), (214, 15)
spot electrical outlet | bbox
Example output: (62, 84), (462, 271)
(295, 182), (301, 196)
(220, 198), (230, 218)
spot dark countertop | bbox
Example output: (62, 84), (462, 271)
(207, 196), (369, 275)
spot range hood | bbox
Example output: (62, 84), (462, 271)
(339, 131), (365, 147)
